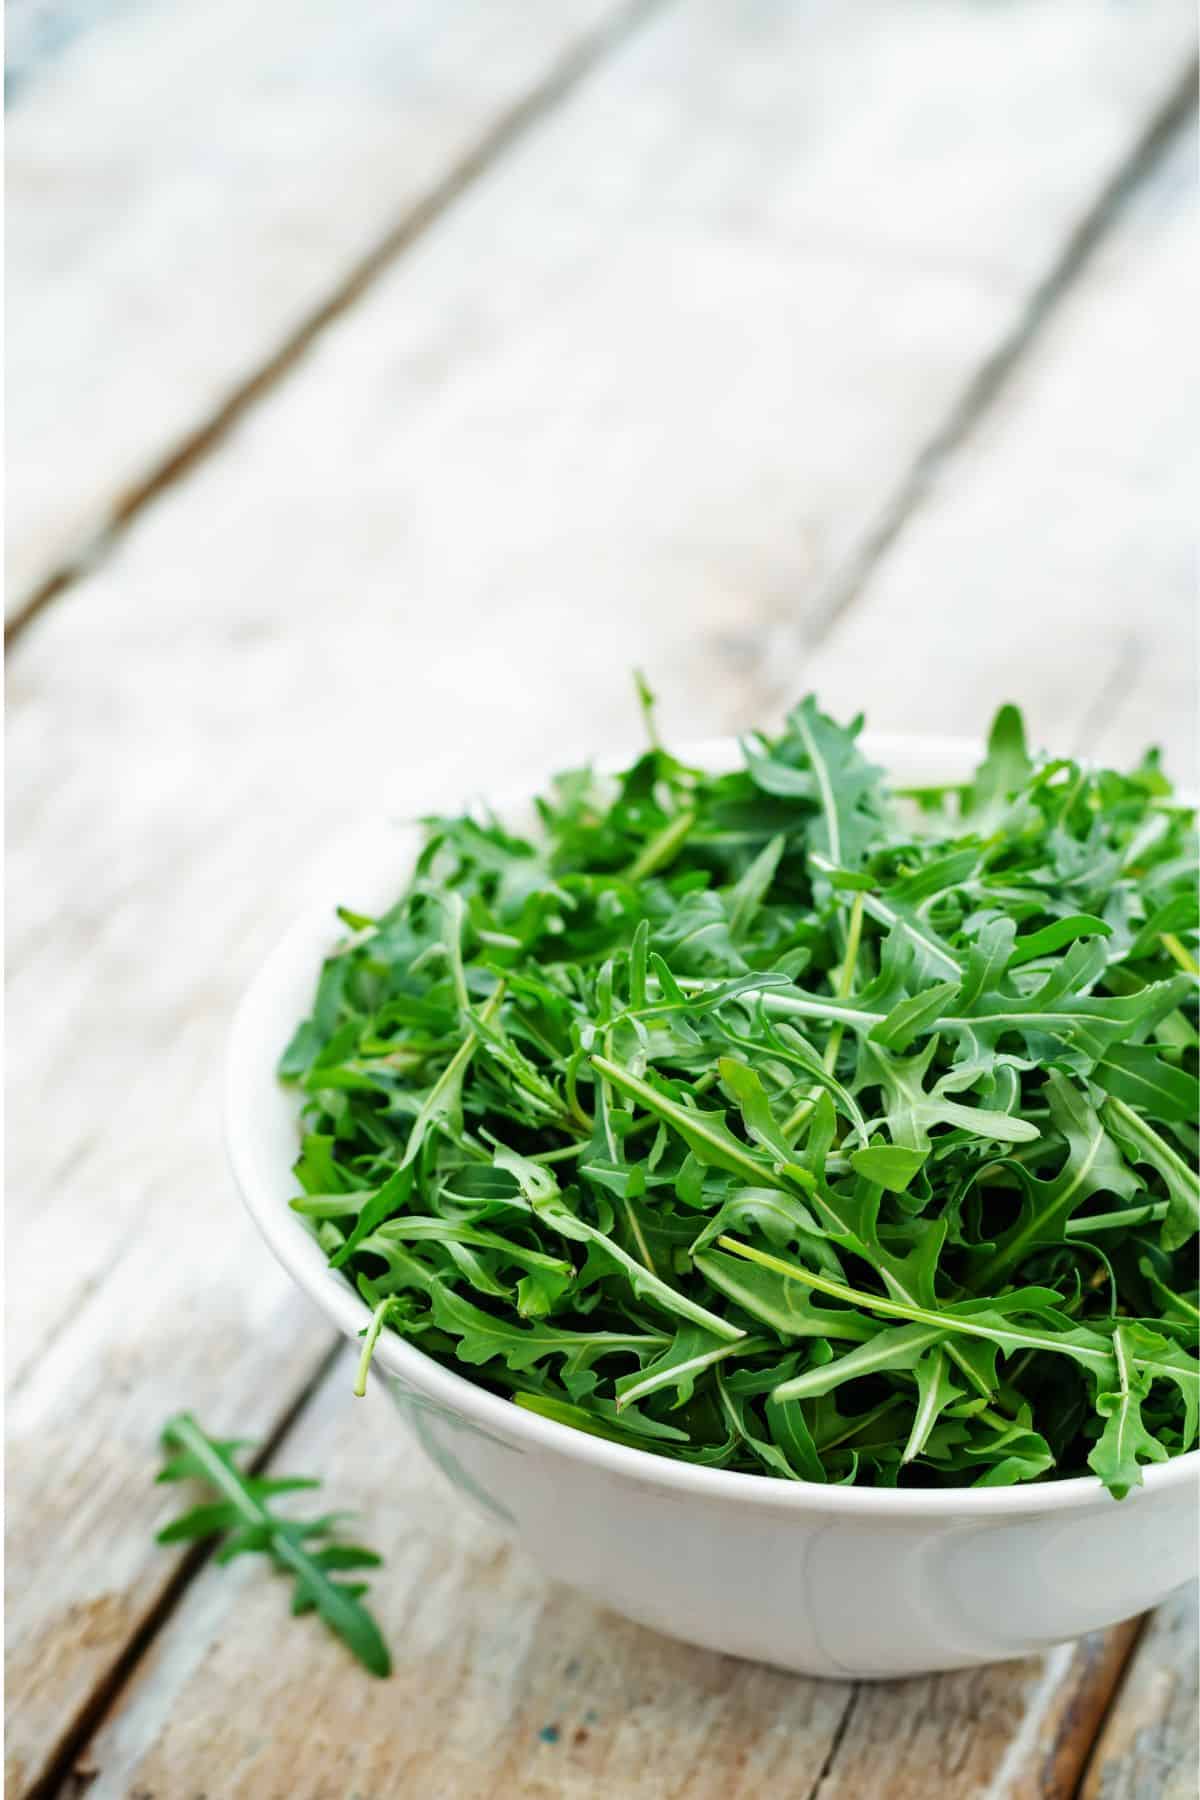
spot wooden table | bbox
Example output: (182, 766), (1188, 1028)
(6, 3), (1198, 1795)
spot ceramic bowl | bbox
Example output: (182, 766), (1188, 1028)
(226, 735), (1199, 1677)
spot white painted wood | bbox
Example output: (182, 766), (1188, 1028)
(3, 1231), (335, 1796)
(6, 0), (1197, 1788)
(1080, 1584), (1200, 1800)
(4, 0), (633, 610)
(800, 125), (1199, 781)
(812, 1629), (1143, 1800)
(7, 0), (1195, 614)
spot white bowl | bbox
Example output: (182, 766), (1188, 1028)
(227, 735), (1200, 1678)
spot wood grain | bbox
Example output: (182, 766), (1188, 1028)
(813, 1624), (1143, 1800)
(1080, 1586), (1200, 1800)
(78, 1363), (856, 1800)
(7, 0), (1198, 1791)
(4, 0), (644, 613)
(7, 0), (1194, 620)
(800, 121), (1199, 781)
(3, 1230), (337, 1795)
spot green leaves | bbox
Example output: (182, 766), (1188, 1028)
(280, 691), (1198, 1499)
(429, 1281), (672, 1379)
(902, 1350), (960, 1465)
(1087, 1326), (1169, 1499)
(591, 1055), (814, 1197)
(849, 1144), (927, 1192)
(970, 1075), (1139, 1288)
(1103, 1097), (1200, 1254)
(156, 1414), (390, 1676)
(784, 696), (883, 870)
(964, 702), (1032, 828)
(1093, 1046), (1199, 1124)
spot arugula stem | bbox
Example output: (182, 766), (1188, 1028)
(528, 1141), (590, 1165)
(354, 1299), (397, 1397)
(810, 855), (962, 979)
(978, 1404), (1032, 1439)
(674, 977), (884, 1031)
(717, 1237), (1113, 1372)
(814, 1396), (906, 1452)
(163, 1413), (265, 1529)
(475, 927), (524, 950)
(1066, 1202), (1170, 1236)
(622, 1198), (658, 1277)
(593, 1053), (815, 1197)
(623, 809), (697, 883)
(634, 668), (661, 749)
(401, 984), (505, 1169)
(824, 891), (866, 1073)
(782, 893), (865, 1138)
(440, 890), (471, 1017)
(1103, 1095), (1199, 1238)
(1160, 931), (1199, 975)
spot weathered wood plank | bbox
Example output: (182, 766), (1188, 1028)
(801, 121), (1199, 782)
(8, 0), (1195, 619)
(3, 1235), (337, 1796)
(7, 1), (1197, 1789)
(79, 1361), (855, 1800)
(5, 0), (132, 100)
(812, 1627), (1144, 1800)
(4, 0), (644, 613)
(1079, 1585), (1199, 1800)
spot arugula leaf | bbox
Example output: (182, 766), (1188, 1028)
(902, 1350), (961, 1465)
(849, 1144), (928, 1193)
(963, 703), (1032, 828)
(157, 1414), (390, 1676)
(970, 1075), (1140, 1288)
(1104, 1096), (1200, 1253)
(591, 1055), (814, 1196)
(1087, 1325), (1170, 1498)
(1093, 1046), (1199, 1124)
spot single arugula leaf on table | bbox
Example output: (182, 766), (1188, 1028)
(156, 1413), (391, 1676)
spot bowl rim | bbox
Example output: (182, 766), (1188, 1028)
(227, 731), (1200, 1519)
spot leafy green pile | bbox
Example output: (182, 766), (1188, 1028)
(280, 694), (1199, 1498)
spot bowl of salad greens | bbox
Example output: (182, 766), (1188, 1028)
(228, 694), (1199, 1677)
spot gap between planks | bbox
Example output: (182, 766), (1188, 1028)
(22, 1337), (344, 1800)
(768, 57), (1199, 678)
(1066, 1608), (1154, 1798)
(805, 1686), (860, 1800)
(1076, 1584), (1199, 1799)
(8, 29), (1194, 662)
(3, 0), (672, 650)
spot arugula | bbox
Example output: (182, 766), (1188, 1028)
(156, 1414), (390, 1675)
(280, 693), (1198, 1499)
